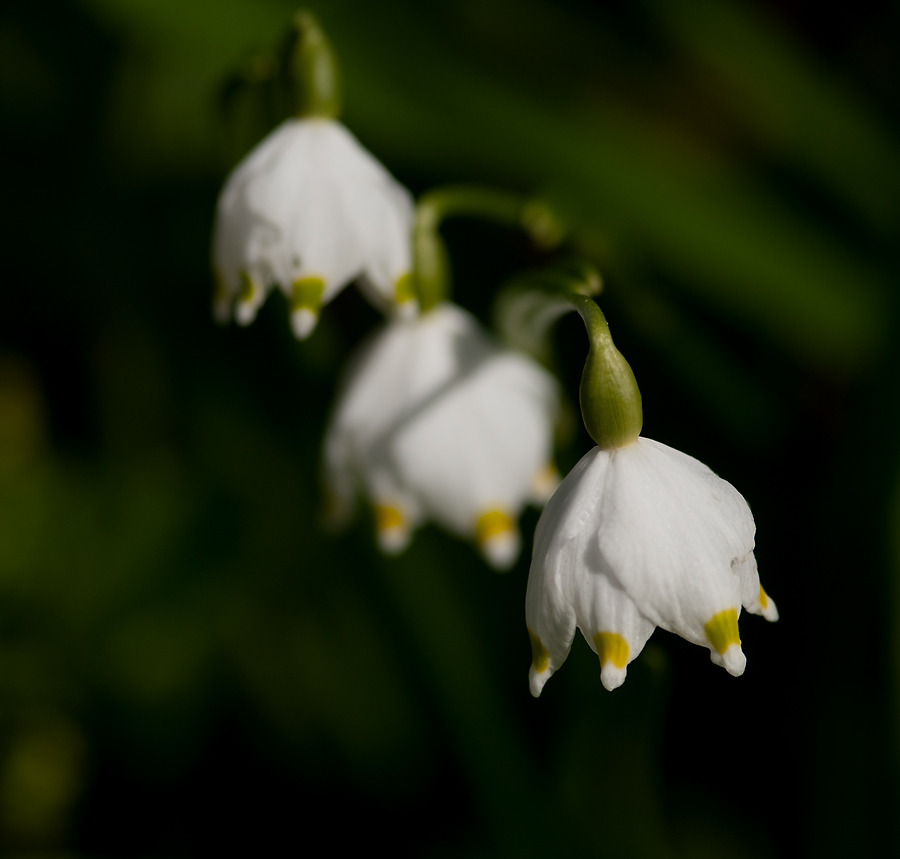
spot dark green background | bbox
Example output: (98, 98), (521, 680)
(2, 0), (899, 856)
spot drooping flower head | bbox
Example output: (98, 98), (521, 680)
(324, 303), (560, 570)
(526, 295), (778, 693)
(211, 13), (415, 339)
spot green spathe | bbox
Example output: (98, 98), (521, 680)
(285, 11), (341, 119)
(571, 295), (642, 449)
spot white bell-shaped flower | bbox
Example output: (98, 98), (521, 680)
(526, 438), (779, 694)
(212, 117), (415, 339)
(324, 302), (560, 570)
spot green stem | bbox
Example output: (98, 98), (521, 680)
(569, 294), (643, 449)
(413, 186), (564, 311)
(492, 262), (601, 362)
(418, 186), (524, 227)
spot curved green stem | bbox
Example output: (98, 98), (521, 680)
(417, 186), (524, 228)
(569, 294), (643, 449)
(413, 186), (564, 311)
(513, 260), (602, 298)
(492, 262), (602, 362)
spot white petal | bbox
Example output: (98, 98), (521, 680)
(527, 448), (659, 693)
(594, 439), (753, 651)
(529, 464), (560, 505)
(759, 590), (779, 623)
(391, 351), (558, 537)
(734, 551), (780, 622)
(481, 526), (521, 572)
(362, 188), (415, 303)
(235, 282), (268, 326)
(212, 124), (292, 297)
(525, 449), (605, 695)
(710, 642), (747, 676)
(354, 273), (419, 320)
(326, 305), (478, 464)
(574, 575), (657, 692)
(377, 525), (411, 555)
(290, 307), (319, 340)
(394, 294), (419, 320)
(375, 503), (413, 554)
(369, 473), (422, 557)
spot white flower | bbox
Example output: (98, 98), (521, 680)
(212, 117), (415, 339)
(324, 302), (560, 570)
(526, 437), (778, 694)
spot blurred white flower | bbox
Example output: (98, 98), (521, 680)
(324, 303), (560, 570)
(526, 438), (778, 694)
(212, 117), (415, 339)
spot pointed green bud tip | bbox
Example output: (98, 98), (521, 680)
(570, 295), (642, 450)
(284, 10), (341, 119)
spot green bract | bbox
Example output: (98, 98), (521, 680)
(285, 11), (342, 119)
(570, 295), (643, 450)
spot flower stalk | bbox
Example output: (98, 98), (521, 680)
(491, 261), (601, 363)
(413, 186), (564, 311)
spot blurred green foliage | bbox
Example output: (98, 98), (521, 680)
(2, 0), (900, 856)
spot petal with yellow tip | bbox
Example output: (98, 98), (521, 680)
(475, 509), (520, 572)
(704, 609), (746, 676)
(235, 271), (266, 326)
(374, 504), (411, 555)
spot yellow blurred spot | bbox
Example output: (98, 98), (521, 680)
(394, 272), (416, 304)
(705, 609), (741, 654)
(291, 276), (325, 312)
(760, 587), (769, 609)
(528, 628), (549, 673)
(375, 505), (404, 533)
(475, 509), (514, 546)
(592, 631), (629, 668)
(530, 463), (560, 500)
(238, 270), (258, 303)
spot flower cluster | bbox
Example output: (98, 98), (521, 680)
(211, 14), (558, 570)
(324, 302), (559, 569)
(212, 11), (778, 696)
